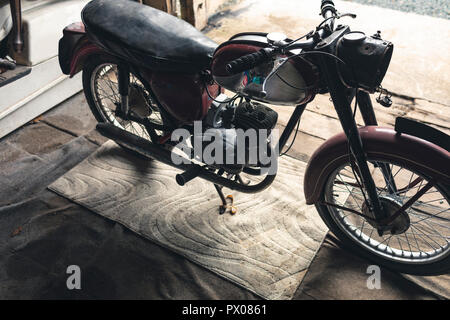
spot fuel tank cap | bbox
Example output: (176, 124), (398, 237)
(267, 32), (288, 45)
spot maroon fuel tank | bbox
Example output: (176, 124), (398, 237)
(211, 33), (319, 106)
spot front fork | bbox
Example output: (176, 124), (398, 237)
(319, 57), (390, 224)
(357, 90), (398, 194)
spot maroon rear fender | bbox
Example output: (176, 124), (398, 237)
(304, 126), (450, 205)
(58, 22), (104, 77)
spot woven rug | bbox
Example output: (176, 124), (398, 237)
(49, 140), (328, 299)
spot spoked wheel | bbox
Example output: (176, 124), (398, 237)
(316, 159), (450, 275)
(82, 54), (166, 145)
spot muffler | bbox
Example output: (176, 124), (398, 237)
(95, 123), (275, 193)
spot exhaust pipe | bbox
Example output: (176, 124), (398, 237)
(95, 123), (276, 193)
(96, 123), (186, 169)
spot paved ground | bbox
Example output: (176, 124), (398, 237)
(343, 0), (450, 20)
(0, 0), (449, 299)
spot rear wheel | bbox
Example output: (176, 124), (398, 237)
(82, 54), (166, 147)
(316, 158), (450, 275)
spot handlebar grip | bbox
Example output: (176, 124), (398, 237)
(321, 0), (336, 17)
(226, 48), (274, 75)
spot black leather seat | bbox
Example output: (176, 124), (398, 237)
(82, 0), (218, 73)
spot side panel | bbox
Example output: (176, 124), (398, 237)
(304, 126), (450, 204)
(145, 71), (220, 123)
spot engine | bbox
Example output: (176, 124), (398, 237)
(234, 100), (278, 132)
(200, 94), (278, 174)
(205, 94), (278, 130)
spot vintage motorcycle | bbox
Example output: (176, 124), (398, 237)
(58, 0), (449, 275)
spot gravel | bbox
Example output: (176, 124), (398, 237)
(343, 0), (450, 20)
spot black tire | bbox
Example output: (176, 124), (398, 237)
(315, 158), (450, 276)
(82, 54), (164, 156)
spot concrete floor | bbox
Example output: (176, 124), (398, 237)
(0, 0), (448, 299)
(1, 93), (446, 299)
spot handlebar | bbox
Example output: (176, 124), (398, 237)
(321, 0), (337, 17)
(321, 0), (337, 31)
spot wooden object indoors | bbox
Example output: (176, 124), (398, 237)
(180, 0), (208, 29)
(140, 0), (176, 15)
(9, 0), (23, 53)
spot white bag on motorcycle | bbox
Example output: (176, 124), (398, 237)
(0, 0), (12, 42)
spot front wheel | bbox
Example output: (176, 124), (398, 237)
(316, 157), (450, 275)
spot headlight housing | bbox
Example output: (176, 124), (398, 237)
(336, 31), (393, 93)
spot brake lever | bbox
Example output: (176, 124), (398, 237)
(338, 12), (357, 19)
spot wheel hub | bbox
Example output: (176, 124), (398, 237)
(128, 83), (151, 118)
(363, 195), (410, 235)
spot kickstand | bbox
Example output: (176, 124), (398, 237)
(214, 184), (237, 215)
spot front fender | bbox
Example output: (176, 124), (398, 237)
(304, 126), (450, 204)
(58, 22), (104, 77)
